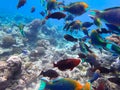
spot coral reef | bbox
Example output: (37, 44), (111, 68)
(25, 19), (42, 41)
(2, 35), (16, 48)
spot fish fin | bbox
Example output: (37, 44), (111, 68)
(104, 7), (120, 11)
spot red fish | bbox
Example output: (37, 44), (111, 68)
(45, 12), (66, 20)
(31, 6), (35, 13)
(17, 0), (26, 9)
(53, 58), (81, 71)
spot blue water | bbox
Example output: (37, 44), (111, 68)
(1, 0), (120, 17)
(0, 0), (120, 37)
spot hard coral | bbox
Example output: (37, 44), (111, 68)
(2, 35), (16, 48)
(25, 19), (42, 41)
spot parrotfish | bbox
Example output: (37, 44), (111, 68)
(46, 0), (63, 12)
(38, 78), (83, 90)
(89, 15), (102, 29)
(82, 27), (90, 37)
(64, 20), (82, 32)
(63, 2), (89, 16)
(82, 22), (93, 28)
(90, 30), (120, 54)
(96, 28), (111, 34)
(79, 41), (93, 54)
(40, 69), (59, 79)
(90, 7), (120, 27)
(64, 34), (78, 42)
(82, 82), (92, 90)
(90, 30), (107, 47)
(17, 24), (26, 37)
(45, 12), (66, 20)
(46, 0), (57, 11)
(53, 58), (81, 71)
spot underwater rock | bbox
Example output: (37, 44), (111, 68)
(35, 46), (46, 56)
(2, 35), (16, 48)
(6, 56), (22, 80)
(0, 48), (12, 57)
(25, 19), (42, 41)
(37, 39), (50, 49)
(29, 46), (46, 61)
(48, 38), (58, 46)
(0, 56), (22, 90)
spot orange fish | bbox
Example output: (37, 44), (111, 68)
(53, 58), (81, 71)
(17, 0), (26, 9)
(63, 2), (88, 16)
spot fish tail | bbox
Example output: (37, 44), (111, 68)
(38, 80), (46, 90)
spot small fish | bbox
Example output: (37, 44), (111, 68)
(64, 20), (82, 32)
(31, 6), (35, 13)
(22, 49), (28, 55)
(78, 52), (87, 59)
(17, 24), (26, 37)
(45, 12), (66, 20)
(39, 78), (83, 90)
(46, 0), (57, 11)
(17, 0), (26, 9)
(90, 30), (107, 47)
(71, 44), (78, 51)
(63, 2), (88, 16)
(89, 69), (101, 83)
(89, 15), (102, 28)
(82, 27), (89, 37)
(40, 69), (59, 79)
(40, 11), (46, 17)
(82, 22), (93, 28)
(64, 34), (78, 42)
(46, 0), (62, 12)
(53, 58), (81, 71)
(79, 41), (93, 54)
